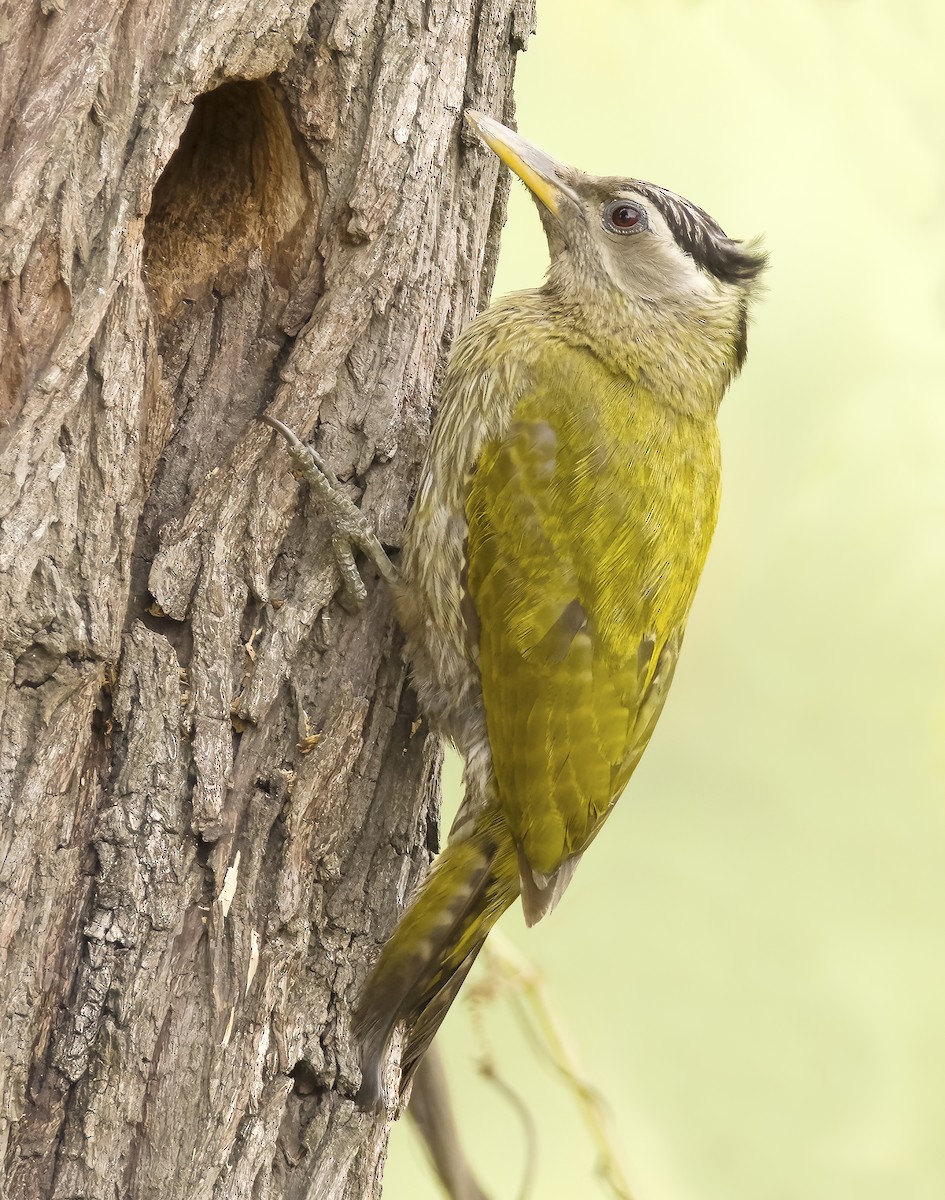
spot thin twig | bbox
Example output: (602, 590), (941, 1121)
(468, 931), (637, 1200)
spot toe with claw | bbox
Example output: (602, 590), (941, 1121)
(263, 415), (399, 610)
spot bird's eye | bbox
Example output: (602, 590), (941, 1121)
(602, 200), (648, 235)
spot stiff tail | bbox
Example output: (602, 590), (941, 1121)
(354, 811), (519, 1108)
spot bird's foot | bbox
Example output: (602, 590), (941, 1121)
(263, 415), (398, 611)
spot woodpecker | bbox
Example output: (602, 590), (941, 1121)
(266, 110), (765, 1110)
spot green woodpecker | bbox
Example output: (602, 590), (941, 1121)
(267, 111), (766, 1109)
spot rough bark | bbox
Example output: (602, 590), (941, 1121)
(0, 1), (533, 1196)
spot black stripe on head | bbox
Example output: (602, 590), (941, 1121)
(633, 182), (767, 286)
(734, 300), (749, 371)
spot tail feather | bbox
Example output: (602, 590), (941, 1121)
(354, 811), (518, 1108)
(518, 846), (584, 927)
(398, 943), (482, 1093)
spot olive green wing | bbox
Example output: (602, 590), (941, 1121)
(466, 367), (687, 923)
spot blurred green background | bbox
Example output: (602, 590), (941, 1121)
(385, 1), (945, 1197)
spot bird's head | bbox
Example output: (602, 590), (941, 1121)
(466, 111), (766, 381)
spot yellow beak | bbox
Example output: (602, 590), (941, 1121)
(465, 111), (575, 215)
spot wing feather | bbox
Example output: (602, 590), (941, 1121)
(466, 350), (718, 914)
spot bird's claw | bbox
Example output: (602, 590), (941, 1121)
(263, 415), (398, 610)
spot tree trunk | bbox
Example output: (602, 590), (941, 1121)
(0, 0), (532, 1195)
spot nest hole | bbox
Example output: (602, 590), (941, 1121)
(144, 79), (307, 312)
